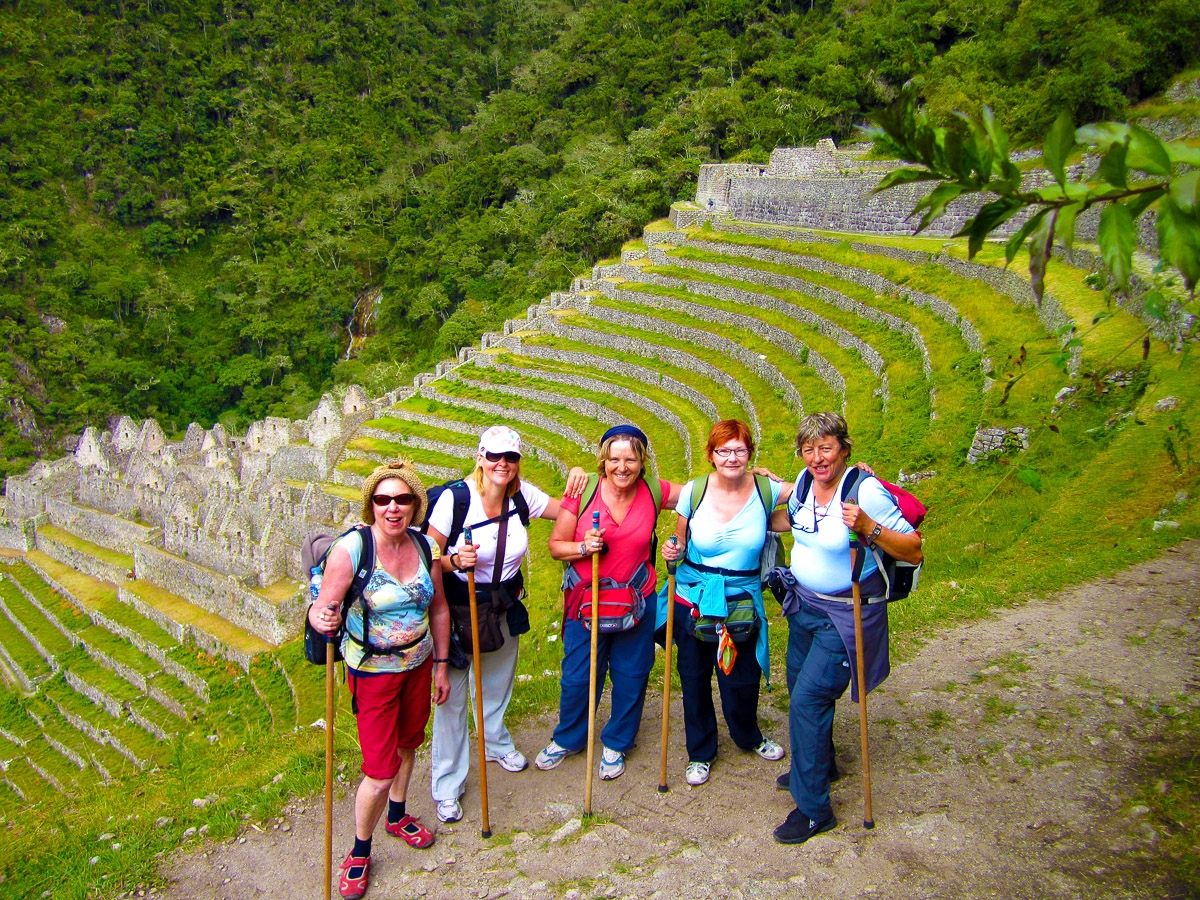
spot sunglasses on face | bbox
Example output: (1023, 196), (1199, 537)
(372, 493), (415, 507)
(484, 451), (521, 463)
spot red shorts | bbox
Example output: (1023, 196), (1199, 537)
(348, 657), (433, 780)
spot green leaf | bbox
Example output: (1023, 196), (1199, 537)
(955, 197), (1024, 258)
(912, 183), (967, 232)
(1042, 111), (1075, 188)
(1057, 200), (1082, 252)
(1166, 142), (1200, 166)
(1097, 140), (1128, 190)
(1125, 187), (1165, 221)
(1016, 468), (1043, 493)
(1126, 125), (1172, 176)
(874, 168), (944, 193)
(1156, 198), (1200, 294)
(1028, 208), (1057, 306)
(1076, 122), (1129, 148)
(1141, 291), (1167, 322)
(1004, 207), (1051, 265)
(1098, 202), (1136, 290)
(1169, 171), (1200, 216)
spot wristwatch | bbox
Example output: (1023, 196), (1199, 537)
(579, 541), (588, 558)
(865, 523), (883, 547)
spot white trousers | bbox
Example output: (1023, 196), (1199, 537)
(430, 616), (520, 802)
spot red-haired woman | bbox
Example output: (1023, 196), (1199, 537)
(659, 420), (791, 786)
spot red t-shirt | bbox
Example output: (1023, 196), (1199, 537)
(560, 478), (668, 600)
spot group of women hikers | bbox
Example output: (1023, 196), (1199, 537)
(307, 413), (923, 899)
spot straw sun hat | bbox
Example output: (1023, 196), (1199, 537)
(360, 461), (428, 527)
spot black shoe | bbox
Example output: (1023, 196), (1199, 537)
(773, 808), (837, 845)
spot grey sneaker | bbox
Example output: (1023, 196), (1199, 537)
(685, 761), (711, 786)
(492, 749), (528, 773)
(754, 738), (785, 761)
(599, 746), (625, 780)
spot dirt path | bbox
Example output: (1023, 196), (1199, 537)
(159, 542), (1200, 900)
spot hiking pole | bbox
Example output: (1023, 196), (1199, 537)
(584, 510), (601, 816)
(324, 625), (336, 899)
(658, 536), (679, 793)
(845, 503), (875, 830)
(463, 526), (492, 838)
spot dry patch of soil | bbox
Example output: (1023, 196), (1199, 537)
(159, 542), (1200, 900)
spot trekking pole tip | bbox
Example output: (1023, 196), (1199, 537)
(864, 819), (875, 829)
(657, 784), (669, 793)
(481, 828), (493, 839)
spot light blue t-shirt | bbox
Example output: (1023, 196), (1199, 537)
(788, 468), (912, 595)
(675, 475), (783, 601)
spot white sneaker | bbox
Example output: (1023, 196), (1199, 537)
(685, 761), (711, 786)
(754, 739), (786, 761)
(534, 740), (578, 770)
(491, 749), (528, 772)
(599, 746), (625, 780)
(436, 798), (462, 823)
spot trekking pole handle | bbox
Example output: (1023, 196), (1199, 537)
(463, 527), (475, 571)
(591, 511), (601, 552)
(666, 535), (678, 576)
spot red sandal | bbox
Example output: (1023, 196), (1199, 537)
(385, 813), (435, 848)
(339, 852), (370, 900)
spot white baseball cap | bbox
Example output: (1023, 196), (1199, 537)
(478, 425), (523, 457)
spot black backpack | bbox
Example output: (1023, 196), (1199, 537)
(420, 479), (531, 547)
(302, 525), (433, 665)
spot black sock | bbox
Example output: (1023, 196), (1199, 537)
(387, 799), (406, 824)
(351, 835), (372, 859)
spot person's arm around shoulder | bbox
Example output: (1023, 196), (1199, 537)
(661, 479), (685, 511)
(425, 535), (451, 705)
(840, 479), (923, 565)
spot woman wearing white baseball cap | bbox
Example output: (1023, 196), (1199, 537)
(426, 426), (586, 824)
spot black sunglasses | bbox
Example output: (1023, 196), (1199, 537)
(372, 493), (415, 507)
(484, 451), (521, 463)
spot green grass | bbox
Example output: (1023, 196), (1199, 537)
(37, 524), (134, 571)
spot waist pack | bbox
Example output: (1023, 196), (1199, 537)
(564, 562), (652, 633)
(301, 525), (432, 665)
(444, 571), (526, 655)
(686, 587), (757, 643)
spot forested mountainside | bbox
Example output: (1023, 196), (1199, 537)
(2, 0), (1198, 475)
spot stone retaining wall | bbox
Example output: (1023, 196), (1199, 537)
(530, 319), (762, 440)
(48, 694), (146, 771)
(417, 385), (596, 452)
(81, 602), (208, 702)
(131, 544), (296, 646)
(44, 733), (86, 770)
(35, 530), (129, 585)
(475, 359), (695, 473)
(0, 638), (33, 691)
(43, 498), (161, 555)
(571, 301), (805, 413)
(0, 517), (36, 552)
(0, 580), (61, 673)
(116, 584), (253, 673)
(6, 564), (80, 648)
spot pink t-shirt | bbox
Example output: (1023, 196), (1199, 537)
(560, 478), (668, 600)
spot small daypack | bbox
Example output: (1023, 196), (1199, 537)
(792, 468), (926, 602)
(681, 474), (776, 642)
(562, 473), (664, 632)
(302, 525), (433, 665)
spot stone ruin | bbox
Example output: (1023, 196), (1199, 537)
(1, 385), (378, 649)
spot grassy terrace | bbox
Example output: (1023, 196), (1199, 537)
(644, 253), (934, 457)
(37, 524), (134, 572)
(249, 656), (297, 732)
(41, 677), (170, 767)
(449, 362), (691, 480)
(522, 331), (756, 425)
(24, 693), (136, 781)
(0, 583), (58, 675)
(57, 649), (184, 732)
(620, 273), (882, 446)
(122, 579), (273, 659)
(553, 312), (800, 474)
(491, 349), (717, 480)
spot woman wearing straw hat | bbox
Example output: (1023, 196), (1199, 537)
(307, 461), (451, 900)
(426, 425), (588, 824)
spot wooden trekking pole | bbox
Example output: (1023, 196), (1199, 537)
(845, 504), (875, 830)
(584, 509), (601, 815)
(658, 536), (679, 793)
(324, 628), (336, 899)
(463, 527), (492, 838)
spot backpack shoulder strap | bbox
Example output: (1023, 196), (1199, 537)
(840, 466), (864, 505)
(753, 473), (774, 521)
(447, 480), (471, 546)
(643, 474), (663, 515)
(578, 473), (601, 517)
(688, 475), (708, 519)
(407, 528), (433, 571)
(511, 490), (531, 527)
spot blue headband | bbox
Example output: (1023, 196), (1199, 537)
(601, 424), (648, 447)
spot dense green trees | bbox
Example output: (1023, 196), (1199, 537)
(0, 0), (1196, 475)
